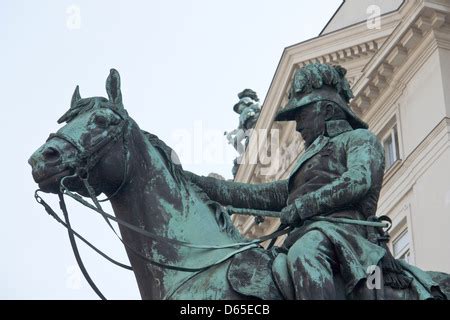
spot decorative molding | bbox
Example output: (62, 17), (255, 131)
(297, 40), (380, 67)
(363, 30), (439, 131)
(351, 4), (450, 116)
(401, 27), (423, 50)
(383, 159), (403, 185)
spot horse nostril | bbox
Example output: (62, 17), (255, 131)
(42, 147), (61, 162)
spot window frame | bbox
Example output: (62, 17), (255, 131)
(392, 228), (411, 263)
(381, 124), (400, 171)
(388, 204), (416, 266)
(376, 113), (403, 174)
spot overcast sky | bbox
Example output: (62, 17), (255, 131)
(1, 0), (341, 299)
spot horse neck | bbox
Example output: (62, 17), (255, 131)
(109, 127), (243, 299)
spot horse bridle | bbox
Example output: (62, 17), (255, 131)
(47, 107), (130, 202)
(37, 107), (132, 300)
(35, 110), (293, 300)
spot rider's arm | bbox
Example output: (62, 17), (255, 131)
(293, 130), (385, 220)
(184, 171), (289, 211)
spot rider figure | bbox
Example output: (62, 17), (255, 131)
(225, 89), (261, 177)
(186, 63), (442, 299)
(225, 90), (260, 153)
(273, 63), (388, 299)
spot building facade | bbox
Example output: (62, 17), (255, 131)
(232, 0), (450, 274)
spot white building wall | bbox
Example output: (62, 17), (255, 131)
(400, 50), (447, 157)
(322, 0), (404, 34)
(411, 145), (450, 273)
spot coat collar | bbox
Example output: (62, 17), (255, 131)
(325, 119), (353, 138)
(288, 120), (353, 180)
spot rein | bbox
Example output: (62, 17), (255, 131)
(35, 187), (290, 300)
(229, 207), (391, 229)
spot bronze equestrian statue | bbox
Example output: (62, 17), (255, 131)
(29, 66), (450, 299)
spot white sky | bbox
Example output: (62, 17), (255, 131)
(0, 0), (341, 299)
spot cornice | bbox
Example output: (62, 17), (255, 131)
(351, 3), (450, 115)
(364, 31), (439, 130)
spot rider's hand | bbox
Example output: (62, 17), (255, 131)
(280, 203), (302, 226)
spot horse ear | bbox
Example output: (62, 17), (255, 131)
(71, 85), (81, 109)
(106, 68), (123, 106)
(58, 85), (81, 123)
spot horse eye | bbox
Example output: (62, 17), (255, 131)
(110, 117), (121, 125)
(94, 115), (108, 127)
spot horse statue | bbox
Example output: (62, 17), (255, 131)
(29, 69), (450, 300)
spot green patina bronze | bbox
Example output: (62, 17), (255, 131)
(225, 89), (261, 177)
(29, 65), (450, 300)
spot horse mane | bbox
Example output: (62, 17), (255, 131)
(142, 130), (244, 241)
(141, 130), (186, 184)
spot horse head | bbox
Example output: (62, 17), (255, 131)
(29, 69), (131, 197)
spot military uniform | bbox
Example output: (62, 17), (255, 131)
(186, 64), (444, 299)
(280, 119), (386, 299)
(186, 118), (387, 298)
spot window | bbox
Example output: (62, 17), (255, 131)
(392, 229), (411, 264)
(388, 203), (415, 266)
(382, 125), (400, 170)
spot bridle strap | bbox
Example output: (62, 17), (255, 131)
(36, 187), (288, 300)
(48, 119), (130, 203)
(58, 192), (106, 300)
(37, 188), (259, 274)
(48, 132), (84, 154)
(37, 177), (290, 300)
(61, 175), (292, 250)
(48, 120), (127, 171)
(77, 178), (244, 272)
(97, 123), (130, 202)
(34, 190), (132, 270)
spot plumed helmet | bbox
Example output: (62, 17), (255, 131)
(275, 63), (368, 129)
(233, 89), (259, 113)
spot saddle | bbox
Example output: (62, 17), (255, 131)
(227, 247), (291, 300)
(226, 247), (450, 300)
(227, 246), (346, 300)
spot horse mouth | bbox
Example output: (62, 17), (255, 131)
(36, 169), (73, 192)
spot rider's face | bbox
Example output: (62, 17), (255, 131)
(294, 103), (326, 148)
(237, 103), (247, 113)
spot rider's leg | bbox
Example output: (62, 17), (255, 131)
(287, 229), (338, 299)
